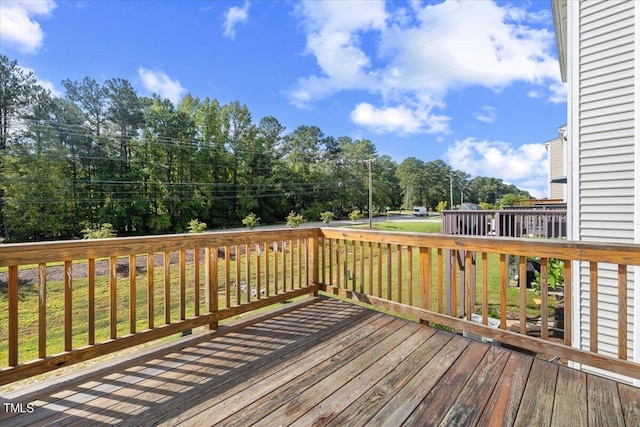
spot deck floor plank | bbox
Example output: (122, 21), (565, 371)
(476, 351), (534, 427)
(83, 301), (377, 427)
(288, 325), (438, 427)
(5, 299), (368, 427)
(513, 359), (558, 427)
(587, 374), (625, 427)
(400, 340), (490, 426)
(321, 330), (454, 427)
(618, 382), (640, 426)
(364, 335), (470, 427)
(438, 345), (512, 426)
(218, 319), (419, 427)
(1, 296), (639, 427)
(160, 312), (396, 427)
(550, 366), (587, 427)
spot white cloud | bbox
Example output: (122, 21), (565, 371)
(138, 68), (186, 104)
(549, 82), (567, 103)
(351, 102), (449, 135)
(474, 105), (496, 123)
(445, 138), (548, 197)
(223, 1), (250, 39)
(0, 0), (56, 54)
(290, 0), (563, 134)
(527, 90), (541, 99)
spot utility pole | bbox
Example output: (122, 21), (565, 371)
(365, 158), (375, 228)
(449, 172), (454, 209)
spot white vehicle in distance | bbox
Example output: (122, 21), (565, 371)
(412, 206), (428, 217)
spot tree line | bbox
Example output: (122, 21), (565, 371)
(0, 54), (529, 242)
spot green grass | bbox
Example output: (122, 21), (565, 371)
(348, 220), (442, 234)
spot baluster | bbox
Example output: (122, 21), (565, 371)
(147, 253), (154, 330)
(194, 248), (200, 317)
(39, 263), (48, 356)
(8, 265), (18, 366)
(130, 254), (137, 333)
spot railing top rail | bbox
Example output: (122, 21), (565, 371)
(442, 209), (567, 215)
(320, 227), (640, 265)
(0, 227), (322, 267)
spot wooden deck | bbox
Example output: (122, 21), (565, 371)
(1, 297), (638, 427)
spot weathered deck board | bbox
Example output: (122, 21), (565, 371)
(551, 366), (587, 427)
(476, 351), (534, 426)
(618, 382), (640, 426)
(306, 330), (453, 427)
(401, 340), (490, 426)
(513, 359), (559, 427)
(587, 374), (625, 427)
(1, 296), (639, 427)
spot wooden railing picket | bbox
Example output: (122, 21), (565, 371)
(110, 256), (118, 338)
(39, 263), (47, 357)
(194, 248), (200, 317)
(618, 264), (627, 360)
(163, 252), (171, 325)
(146, 253), (154, 330)
(590, 261), (598, 353)
(130, 254), (137, 334)
(179, 250), (186, 320)
(8, 265), (18, 366)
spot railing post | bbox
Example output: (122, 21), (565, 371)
(419, 247), (431, 326)
(8, 265), (18, 367)
(65, 260), (73, 351)
(206, 247), (219, 330)
(310, 235), (319, 296)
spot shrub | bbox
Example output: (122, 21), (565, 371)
(187, 219), (207, 233)
(436, 201), (448, 212)
(320, 211), (335, 224)
(286, 211), (305, 228)
(532, 258), (565, 296)
(81, 223), (116, 239)
(349, 210), (362, 222)
(242, 213), (261, 229)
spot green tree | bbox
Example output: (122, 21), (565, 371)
(0, 54), (37, 239)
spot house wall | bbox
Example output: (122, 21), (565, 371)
(567, 0), (638, 384)
(547, 135), (565, 200)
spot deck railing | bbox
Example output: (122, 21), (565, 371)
(319, 228), (640, 382)
(442, 209), (567, 238)
(0, 229), (319, 385)
(1, 227), (639, 385)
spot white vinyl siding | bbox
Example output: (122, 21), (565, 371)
(576, 0), (636, 373)
(548, 137), (565, 200)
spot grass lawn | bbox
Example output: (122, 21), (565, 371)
(348, 220), (442, 234)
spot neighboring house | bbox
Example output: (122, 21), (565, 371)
(545, 126), (567, 201)
(552, 0), (639, 385)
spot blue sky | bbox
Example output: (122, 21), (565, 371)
(0, 0), (566, 198)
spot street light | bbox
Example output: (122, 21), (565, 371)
(365, 158), (375, 228)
